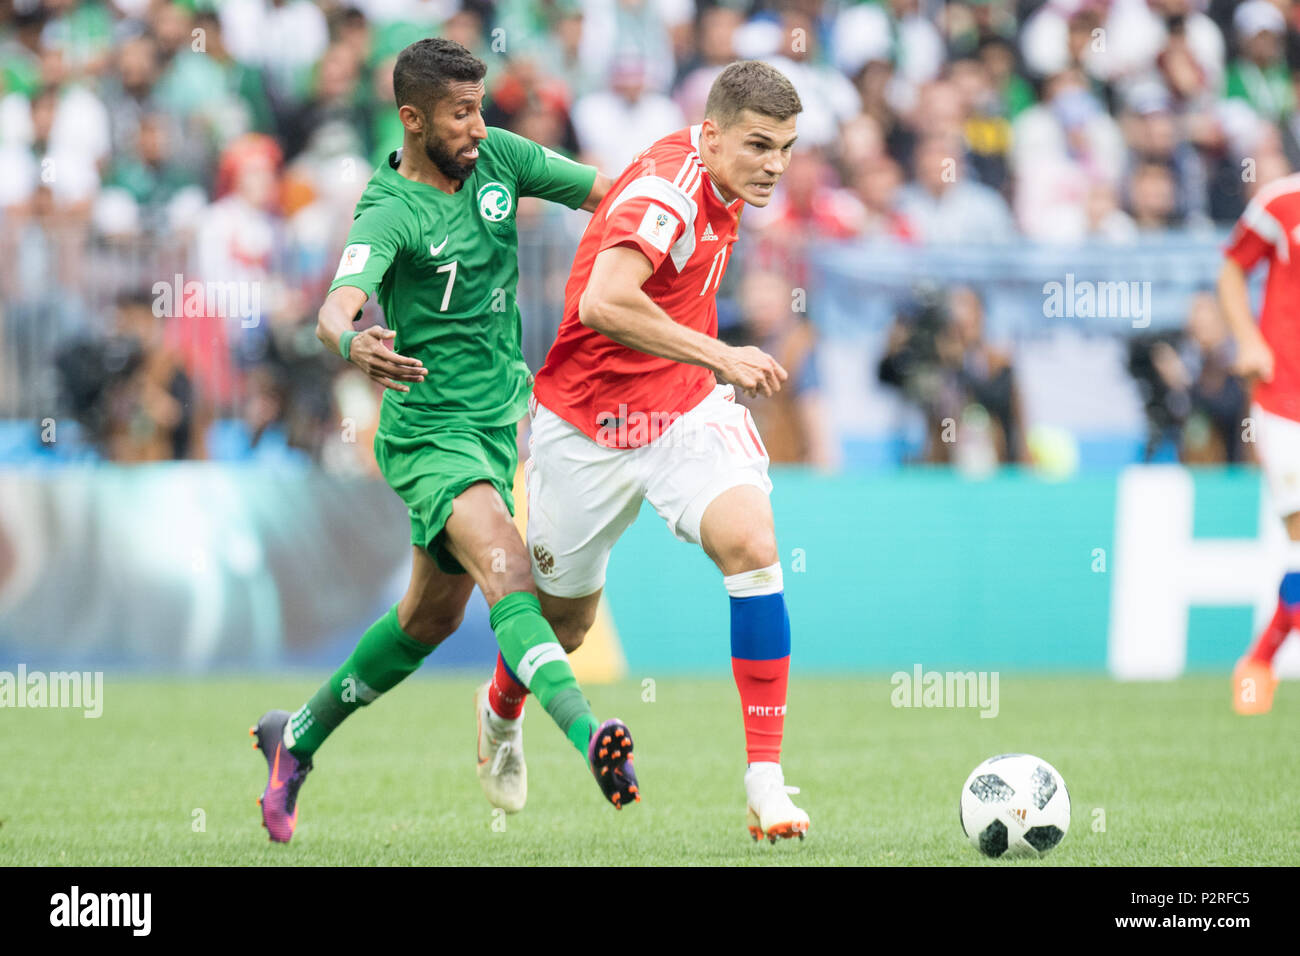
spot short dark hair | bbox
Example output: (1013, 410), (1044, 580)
(704, 60), (802, 129)
(392, 38), (486, 113)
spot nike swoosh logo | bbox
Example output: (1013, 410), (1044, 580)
(523, 650), (546, 670)
(430, 236), (449, 256)
(270, 745), (287, 789)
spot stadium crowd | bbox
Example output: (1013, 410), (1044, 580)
(0, 0), (1291, 468)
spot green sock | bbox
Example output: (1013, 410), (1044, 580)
(285, 604), (434, 759)
(489, 591), (599, 755)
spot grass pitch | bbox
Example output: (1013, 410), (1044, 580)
(2, 674), (1297, 865)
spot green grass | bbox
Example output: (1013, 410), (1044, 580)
(2, 675), (1297, 865)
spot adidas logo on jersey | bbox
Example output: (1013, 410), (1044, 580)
(701, 222), (719, 241)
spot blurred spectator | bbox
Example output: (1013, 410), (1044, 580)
(746, 149), (863, 286)
(441, 8), (490, 62)
(278, 42), (368, 161)
(41, 0), (116, 77)
(218, 0), (329, 101)
(1011, 68), (1125, 240)
(1245, 136), (1293, 199)
(485, 54), (581, 155)
(832, 0), (944, 114)
(95, 110), (206, 240)
(893, 77), (967, 174)
(757, 10), (862, 149)
(0, 42), (111, 174)
(497, 0), (595, 98)
(1101, 0), (1225, 94)
(178, 134), (286, 407)
(948, 54), (1013, 193)
(572, 58), (684, 174)
(728, 271), (839, 471)
(851, 57), (910, 164)
(206, 362), (310, 465)
(943, 0), (1019, 59)
(1128, 160), (1179, 229)
(896, 133), (1016, 243)
(283, 143), (371, 302)
(1225, 0), (1293, 123)
(578, 0), (685, 96)
(1019, 0), (1110, 83)
(332, 5), (374, 67)
(99, 31), (164, 161)
(0, 84), (101, 215)
(877, 285), (1026, 466)
(155, 8), (274, 151)
(977, 35), (1036, 120)
(368, 55), (404, 170)
(674, 5), (740, 122)
(1, 7), (48, 98)
(1153, 0), (1226, 110)
(1084, 180), (1139, 241)
(56, 291), (195, 463)
(1127, 290), (1248, 463)
(850, 155), (917, 241)
(1119, 80), (1208, 228)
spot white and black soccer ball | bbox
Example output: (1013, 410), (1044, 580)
(959, 754), (1070, 859)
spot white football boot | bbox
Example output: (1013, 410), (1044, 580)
(474, 681), (527, 813)
(745, 762), (810, 843)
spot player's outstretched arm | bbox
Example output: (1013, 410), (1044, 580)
(579, 173), (613, 213)
(1217, 258), (1273, 382)
(316, 286), (427, 392)
(579, 245), (788, 398)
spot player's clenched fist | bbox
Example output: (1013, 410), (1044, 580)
(1233, 335), (1274, 383)
(717, 345), (788, 398)
(349, 327), (427, 392)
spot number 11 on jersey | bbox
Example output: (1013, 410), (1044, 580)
(700, 247), (727, 296)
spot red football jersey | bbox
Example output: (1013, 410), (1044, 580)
(532, 125), (744, 447)
(1225, 173), (1300, 422)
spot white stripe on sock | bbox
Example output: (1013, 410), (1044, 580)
(724, 563), (784, 598)
(515, 641), (568, 686)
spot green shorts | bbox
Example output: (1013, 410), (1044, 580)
(374, 420), (518, 575)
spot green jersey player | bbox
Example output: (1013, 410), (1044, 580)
(249, 39), (638, 843)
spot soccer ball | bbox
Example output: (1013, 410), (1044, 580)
(959, 754), (1070, 859)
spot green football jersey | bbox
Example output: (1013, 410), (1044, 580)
(329, 127), (597, 430)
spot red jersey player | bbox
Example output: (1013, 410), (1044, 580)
(1220, 171), (1300, 714)
(471, 61), (810, 842)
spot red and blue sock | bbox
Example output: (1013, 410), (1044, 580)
(488, 652), (528, 719)
(1248, 570), (1300, 664)
(726, 563), (790, 765)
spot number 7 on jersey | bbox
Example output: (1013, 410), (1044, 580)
(436, 260), (458, 312)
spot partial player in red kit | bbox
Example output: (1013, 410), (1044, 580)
(1220, 171), (1300, 714)
(472, 61), (811, 842)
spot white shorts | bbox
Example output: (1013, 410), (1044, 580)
(525, 384), (773, 597)
(1254, 403), (1300, 518)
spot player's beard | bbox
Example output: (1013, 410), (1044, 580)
(423, 133), (477, 184)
